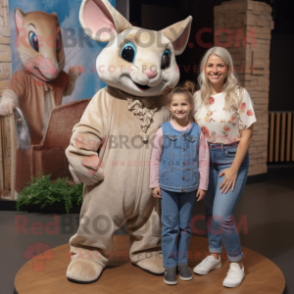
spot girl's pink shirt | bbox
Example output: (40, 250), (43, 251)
(150, 120), (210, 191)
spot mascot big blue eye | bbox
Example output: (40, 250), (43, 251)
(121, 42), (136, 63)
(29, 31), (39, 52)
(161, 49), (171, 69)
(56, 34), (61, 51)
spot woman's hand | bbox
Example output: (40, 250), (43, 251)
(219, 166), (238, 194)
(219, 125), (254, 194)
(152, 187), (162, 198)
(218, 125), (254, 194)
(196, 189), (206, 201)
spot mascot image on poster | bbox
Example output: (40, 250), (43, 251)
(0, 8), (81, 193)
(0, 0), (110, 195)
(65, 0), (192, 284)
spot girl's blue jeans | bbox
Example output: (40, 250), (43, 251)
(160, 188), (196, 268)
(204, 142), (249, 262)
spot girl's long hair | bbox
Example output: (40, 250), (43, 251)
(198, 46), (243, 110)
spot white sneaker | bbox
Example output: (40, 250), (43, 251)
(222, 263), (245, 288)
(193, 255), (222, 275)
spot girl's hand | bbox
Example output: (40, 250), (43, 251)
(152, 187), (162, 198)
(219, 167), (238, 194)
(196, 189), (206, 201)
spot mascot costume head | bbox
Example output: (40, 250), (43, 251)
(65, 0), (192, 284)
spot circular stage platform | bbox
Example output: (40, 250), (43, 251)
(15, 235), (285, 294)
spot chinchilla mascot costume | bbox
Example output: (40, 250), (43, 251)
(66, 0), (192, 283)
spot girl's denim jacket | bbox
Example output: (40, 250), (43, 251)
(159, 121), (201, 192)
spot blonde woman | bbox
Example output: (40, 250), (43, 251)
(193, 46), (256, 287)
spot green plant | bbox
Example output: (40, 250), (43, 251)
(16, 173), (83, 213)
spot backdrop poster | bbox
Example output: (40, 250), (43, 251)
(4, 0), (116, 195)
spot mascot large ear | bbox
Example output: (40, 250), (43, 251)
(161, 16), (192, 56)
(15, 8), (24, 32)
(79, 0), (132, 42)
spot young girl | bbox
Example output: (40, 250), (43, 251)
(150, 81), (209, 285)
(193, 46), (256, 288)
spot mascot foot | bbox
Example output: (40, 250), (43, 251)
(66, 258), (104, 284)
(134, 254), (165, 275)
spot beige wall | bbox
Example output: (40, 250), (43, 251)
(214, 0), (274, 176)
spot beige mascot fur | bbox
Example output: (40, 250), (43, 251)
(65, 0), (192, 283)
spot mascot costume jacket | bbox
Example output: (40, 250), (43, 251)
(65, 0), (192, 283)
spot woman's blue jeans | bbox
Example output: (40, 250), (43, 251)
(161, 189), (196, 268)
(204, 143), (249, 262)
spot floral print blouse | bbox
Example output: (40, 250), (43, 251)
(193, 89), (257, 144)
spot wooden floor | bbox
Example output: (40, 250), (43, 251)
(14, 235), (285, 294)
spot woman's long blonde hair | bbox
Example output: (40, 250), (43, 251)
(198, 46), (243, 110)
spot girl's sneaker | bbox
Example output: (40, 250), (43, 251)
(193, 255), (222, 275)
(164, 268), (177, 285)
(178, 264), (193, 280)
(222, 263), (245, 287)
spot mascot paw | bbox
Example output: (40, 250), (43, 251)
(0, 100), (15, 116)
(66, 258), (104, 284)
(135, 255), (165, 275)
